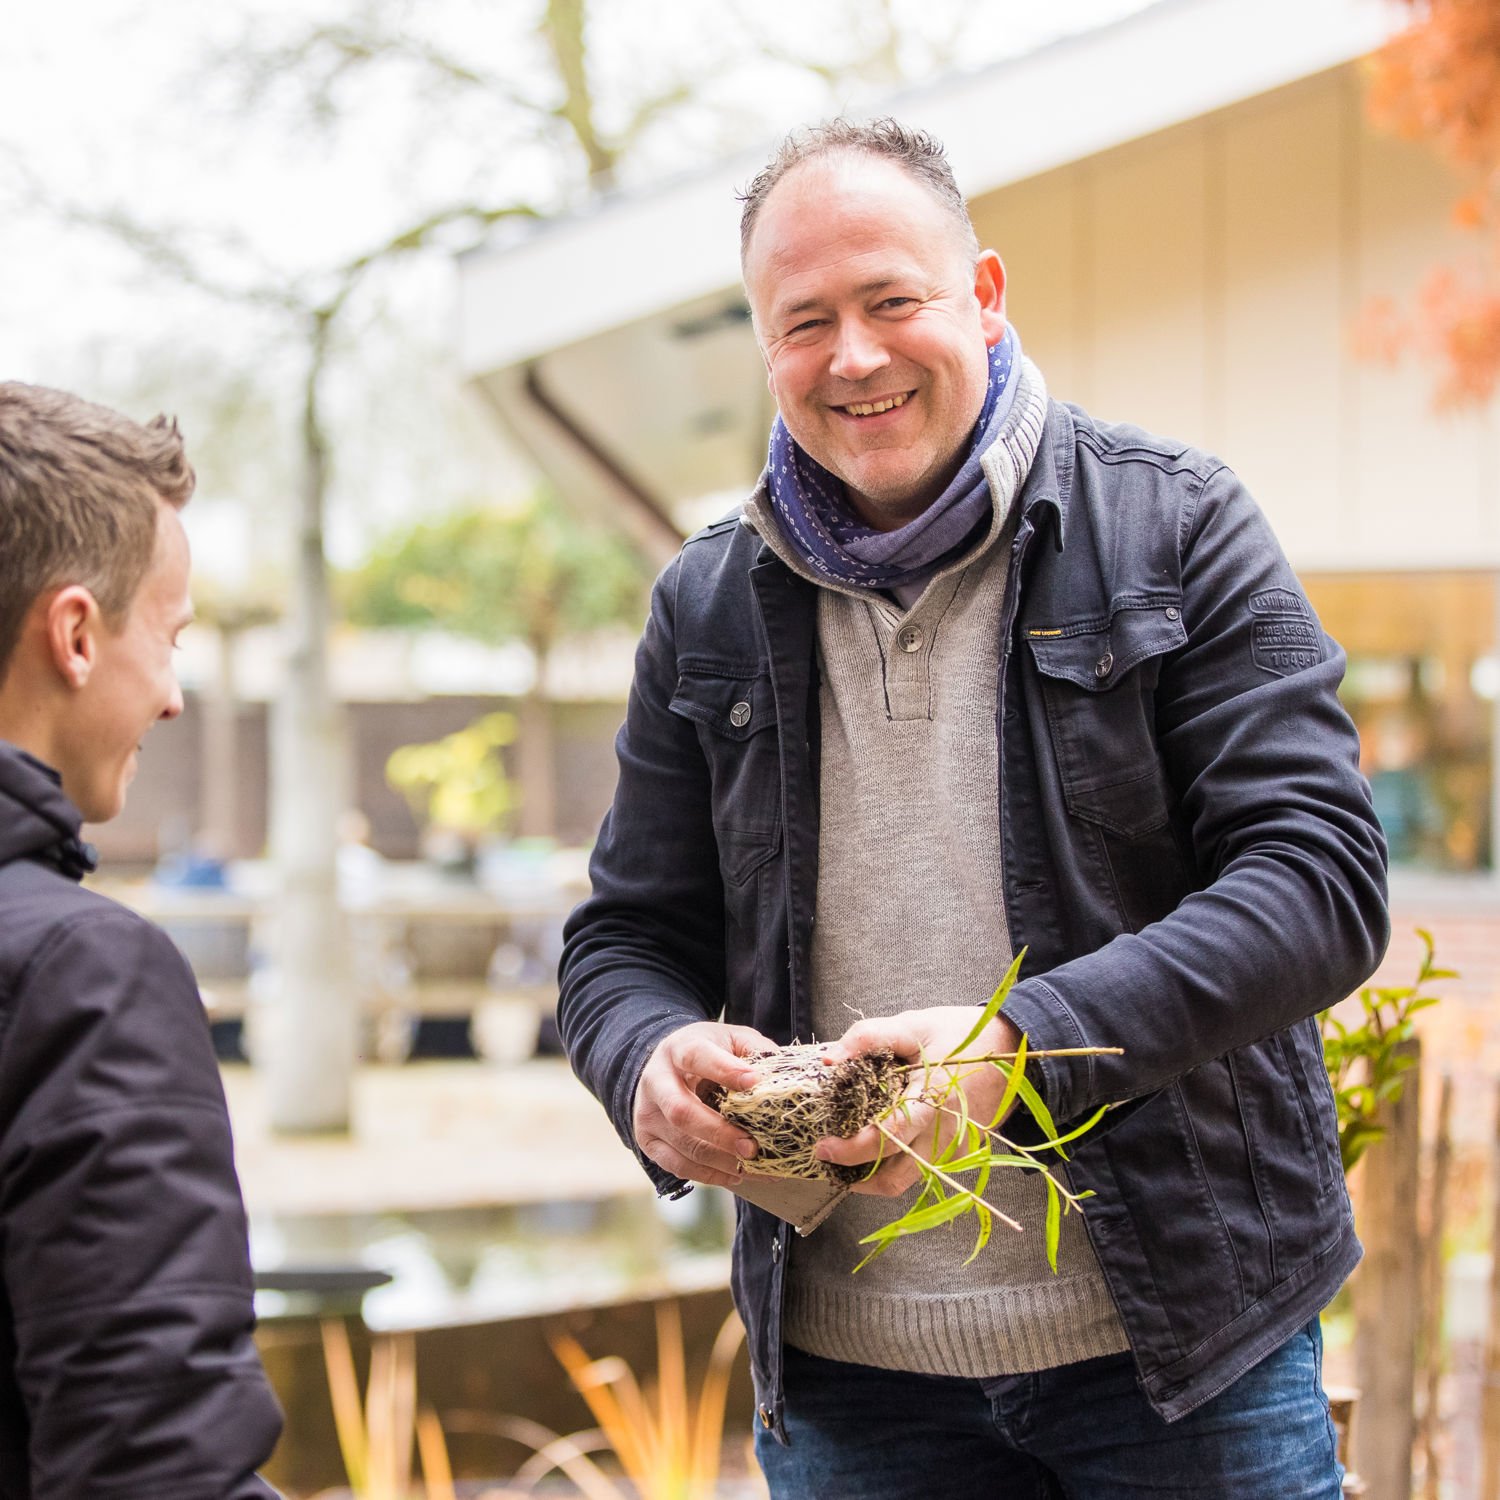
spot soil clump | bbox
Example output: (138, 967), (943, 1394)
(714, 1044), (907, 1185)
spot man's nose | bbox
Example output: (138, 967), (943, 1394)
(828, 318), (890, 383)
(161, 678), (185, 721)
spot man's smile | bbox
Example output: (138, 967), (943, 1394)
(834, 391), (914, 419)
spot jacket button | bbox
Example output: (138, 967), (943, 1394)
(897, 625), (923, 653)
(770, 1235), (782, 1263)
(758, 1403), (773, 1428)
(730, 701), (752, 727)
(1094, 652), (1114, 679)
(1165, 606), (1180, 621)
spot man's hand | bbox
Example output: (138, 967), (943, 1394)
(633, 1020), (775, 1188)
(816, 1006), (1024, 1197)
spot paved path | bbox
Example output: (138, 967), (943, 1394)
(224, 1059), (648, 1217)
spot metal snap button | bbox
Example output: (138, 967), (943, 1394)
(759, 1404), (773, 1428)
(1165, 607), (1180, 621)
(730, 701), (752, 728)
(770, 1235), (782, 1263)
(1094, 652), (1114, 679)
(897, 625), (923, 653)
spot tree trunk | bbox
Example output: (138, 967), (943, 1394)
(199, 624), (241, 857)
(1352, 1037), (1422, 1500)
(1482, 1092), (1500, 1500)
(1419, 1072), (1453, 1500)
(264, 327), (357, 1133)
(514, 661), (556, 841)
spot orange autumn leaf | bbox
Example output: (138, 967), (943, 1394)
(1361, 0), (1500, 404)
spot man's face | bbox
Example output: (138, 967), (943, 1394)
(56, 505), (192, 824)
(744, 153), (1007, 531)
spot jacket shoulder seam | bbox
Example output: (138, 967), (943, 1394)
(682, 513), (743, 547)
(1071, 417), (1221, 484)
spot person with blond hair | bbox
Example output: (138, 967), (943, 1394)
(0, 382), (282, 1497)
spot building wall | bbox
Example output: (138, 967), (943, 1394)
(972, 64), (1500, 574)
(90, 693), (625, 868)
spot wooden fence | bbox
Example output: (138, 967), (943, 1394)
(1347, 1042), (1500, 1500)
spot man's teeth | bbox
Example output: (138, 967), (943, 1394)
(844, 393), (909, 417)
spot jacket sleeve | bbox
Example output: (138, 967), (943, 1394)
(1001, 466), (1390, 1126)
(558, 557), (730, 1193)
(0, 911), (283, 1499)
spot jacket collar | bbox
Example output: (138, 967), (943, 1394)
(0, 742), (98, 881)
(1016, 398), (1072, 552)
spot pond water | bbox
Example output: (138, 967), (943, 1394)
(250, 1187), (735, 1332)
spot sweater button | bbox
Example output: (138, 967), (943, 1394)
(897, 625), (923, 653)
(1094, 652), (1114, 679)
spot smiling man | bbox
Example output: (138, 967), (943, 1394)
(560, 120), (1389, 1497)
(0, 383), (282, 1497)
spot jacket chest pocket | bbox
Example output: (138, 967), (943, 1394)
(668, 664), (783, 885)
(1025, 605), (1186, 840)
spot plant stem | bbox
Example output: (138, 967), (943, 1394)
(898, 1047), (1123, 1070)
(872, 1121), (1026, 1233)
(939, 1112), (1091, 1210)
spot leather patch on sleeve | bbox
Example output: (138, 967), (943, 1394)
(1249, 590), (1323, 677)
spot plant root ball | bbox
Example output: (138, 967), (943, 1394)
(713, 1044), (907, 1185)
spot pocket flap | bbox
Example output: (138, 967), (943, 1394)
(669, 665), (778, 740)
(1025, 605), (1186, 690)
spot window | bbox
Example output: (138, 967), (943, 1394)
(1304, 573), (1496, 873)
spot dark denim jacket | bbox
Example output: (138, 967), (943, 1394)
(560, 400), (1389, 1437)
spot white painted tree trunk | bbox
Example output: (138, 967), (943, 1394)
(264, 351), (357, 1133)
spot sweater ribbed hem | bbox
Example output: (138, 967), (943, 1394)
(783, 1272), (1131, 1378)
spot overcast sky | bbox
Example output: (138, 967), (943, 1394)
(0, 0), (1159, 577)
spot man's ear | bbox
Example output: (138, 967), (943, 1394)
(43, 586), (102, 691)
(974, 250), (1008, 345)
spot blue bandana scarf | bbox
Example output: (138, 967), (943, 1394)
(765, 325), (1020, 593)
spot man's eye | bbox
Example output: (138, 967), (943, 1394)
(879, 297), (917, 310)
(787, 319), (824, 336)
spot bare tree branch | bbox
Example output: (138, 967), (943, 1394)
(223, 17), (546, 128)
(617, 81), (698, 151)
(541, 0), (617, 188)
(321, 200), (543, 319)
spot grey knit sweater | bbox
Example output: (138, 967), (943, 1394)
(742, 360), (1129, 1377)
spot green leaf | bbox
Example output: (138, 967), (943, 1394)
(987, 1035), (1028, 1130)
(1038, 1103), (1111, 1151)
(952, 949), (1027, 1055)
(1009, 1069), (1060, 1151)
(964, 1205), (994, 1265)
(1044, 1177), (1061, 1274)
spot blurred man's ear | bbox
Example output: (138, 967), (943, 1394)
(43, 587), (101, 691)
(975, 251), (1008, 346)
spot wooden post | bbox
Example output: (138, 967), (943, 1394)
(1481, 1091), (1500, 1500)
(1419, 1073), (1453, 1500)
(1353, 1036), (1422, 1500)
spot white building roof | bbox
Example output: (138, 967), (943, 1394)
(457, 0), (1405, 555)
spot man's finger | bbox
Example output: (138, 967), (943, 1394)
(668, 1032), (762, 1091)
(638, 1132), (747, 1190)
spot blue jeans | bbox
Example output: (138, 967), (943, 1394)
(755, 1321), (1341, 1499)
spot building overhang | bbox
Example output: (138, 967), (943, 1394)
(457, 0), (1404, 558)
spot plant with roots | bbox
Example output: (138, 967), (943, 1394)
(714, 952), (1122, 1271)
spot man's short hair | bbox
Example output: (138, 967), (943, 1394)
(738, 117), (979, 264)
(0, 382), (194, 683)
